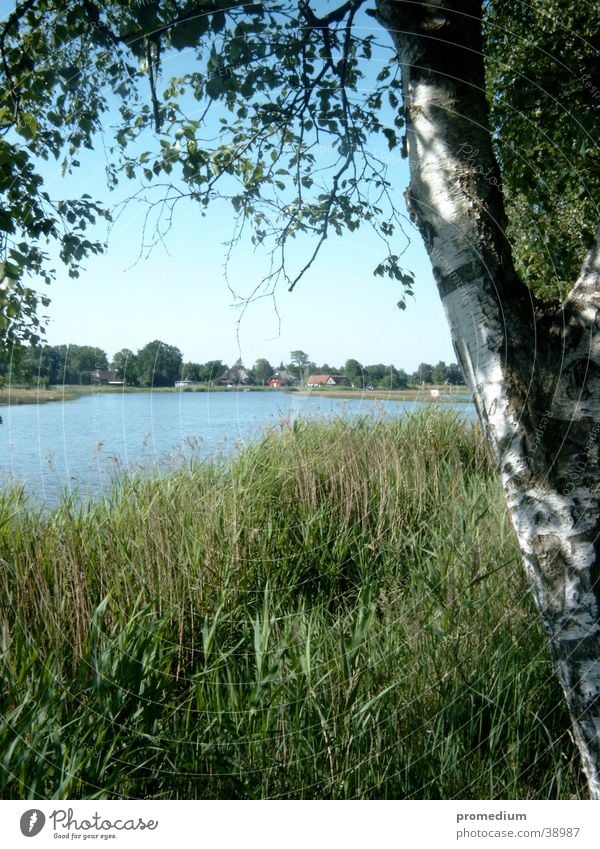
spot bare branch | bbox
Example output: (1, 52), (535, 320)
(288, 151), (353, 291)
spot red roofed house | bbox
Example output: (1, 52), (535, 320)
(268, 370), (296, 388)
(306, 374), (344, 387)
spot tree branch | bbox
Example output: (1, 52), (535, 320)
(300, 0), (365, 29)
(81, 0), (248, 48)
(146, 35), (163, 132)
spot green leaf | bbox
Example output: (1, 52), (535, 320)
(1, 260), (20, 279)
(16, 113), (38, 141)
(211, 11), (226, 33)
(0, 210), (15, 234)
(382, 128), (398, 150)
(205, 77), (226, 99)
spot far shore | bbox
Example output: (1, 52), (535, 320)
(294, 387), (472, 403)
(0, 383), (472, 407)
(0, 387), (83, 406)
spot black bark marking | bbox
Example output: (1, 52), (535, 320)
(569, 359), (600, 401)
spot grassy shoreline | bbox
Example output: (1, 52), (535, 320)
(0, 383), (472, 407)
(0, 386), (83, 405)
(295, 387), (472, 403)
(0, 409), (581, 799)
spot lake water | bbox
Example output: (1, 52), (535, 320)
(0, 390), (475, 506)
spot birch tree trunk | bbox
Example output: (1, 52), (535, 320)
(375, 0), (600, 797)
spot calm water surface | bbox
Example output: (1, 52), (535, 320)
(0, 390), (475, 506)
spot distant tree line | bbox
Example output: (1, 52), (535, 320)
(0, 342), (465, 389)
(0, 344), (110, 387)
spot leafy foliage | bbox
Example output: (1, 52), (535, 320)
(111, 0), (411, 307)
(110, 347), (139, 385)
(251, 356), (273, 385)
(135, 338), (183, 386)
(0, 0), (135, 344)
(3, 342), (107, 384)
(485, 0), (599, 299)
(1, 0), (412, 345)
(0, 0), (596, 345)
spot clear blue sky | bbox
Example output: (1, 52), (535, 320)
(4, 1), (456, 372)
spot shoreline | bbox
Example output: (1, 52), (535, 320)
(294, 388), (472, 403)
(0, 383), (473, 407)
(0, 387), (83, 406)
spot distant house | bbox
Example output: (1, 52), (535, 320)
(91, 369), (113, 385)
(218, 365), (253, 386)
(175, 379), (201, 388)
(306, 374), (344, 387)
(91, 370), (124, 386)
(268, 371), (296, 388)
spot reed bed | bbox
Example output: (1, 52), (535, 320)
(0, 408), (584, 799)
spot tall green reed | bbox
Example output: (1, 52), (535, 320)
(0, 409), (584, 798)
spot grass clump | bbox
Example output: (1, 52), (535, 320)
(0, 408), (584, 799)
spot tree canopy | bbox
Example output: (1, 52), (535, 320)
(0, 1), (596, 345)
(1, 338), (464, 389)
(136, 338), (183, 386)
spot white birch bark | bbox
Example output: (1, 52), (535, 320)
(375, 0), (600, 797)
